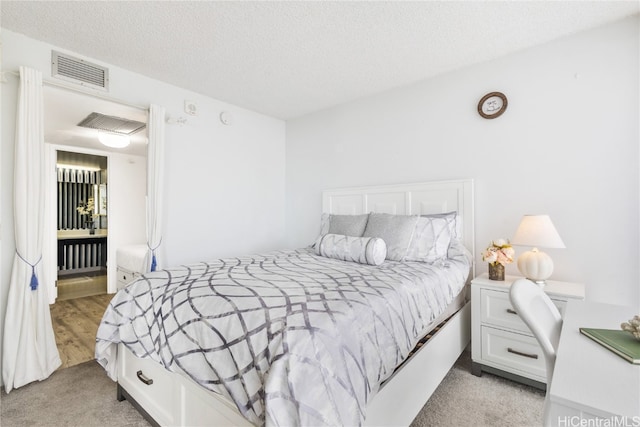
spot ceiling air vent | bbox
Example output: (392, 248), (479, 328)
(51, 51), (109, 91)
(77, 112), (146, 135)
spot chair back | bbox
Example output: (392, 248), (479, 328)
(509, 279), (562, 384)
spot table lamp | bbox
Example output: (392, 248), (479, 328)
(511, 215), (565, 286)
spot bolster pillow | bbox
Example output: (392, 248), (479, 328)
(314, 233), (387, 266)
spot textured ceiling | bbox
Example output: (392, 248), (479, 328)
(2, 1), (639, 119)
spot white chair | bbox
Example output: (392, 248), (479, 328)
(508, 279), (562, 385)
(509, 279), (562, 426)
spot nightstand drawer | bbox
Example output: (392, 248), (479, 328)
(481, 289), (567, 334)
(117, 267), (138, 283)
(481, 326), (546, 380)
(117, 267), (140, 290)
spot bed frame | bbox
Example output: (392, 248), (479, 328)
(115, 179), (475, 426)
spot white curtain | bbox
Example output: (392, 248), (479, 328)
(2, 67), (61, 392)
(145, 104), (165, 272)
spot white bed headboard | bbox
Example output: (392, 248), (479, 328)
(322, 179), (475, 272)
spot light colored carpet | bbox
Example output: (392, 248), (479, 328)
(0, 360), (149, 427)
(1, 350), (543, 426)
(411, 350), (544, 427)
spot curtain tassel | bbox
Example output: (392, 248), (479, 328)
(150, 253), (157, 272)
(147, 238), (162, 273)
(17, 252), (42, 291)
(29, 268), (39, 290)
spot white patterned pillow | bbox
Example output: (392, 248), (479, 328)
(362, 213), (419, 261)
(405, 212), (457, 263)
(315, 234), (387, 266)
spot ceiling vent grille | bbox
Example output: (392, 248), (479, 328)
(52, 51), (109, 91)
(77, 112), (146, 135)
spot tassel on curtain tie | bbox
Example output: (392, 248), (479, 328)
(16, 251), (43, 291)
(147, 238), (162, 272)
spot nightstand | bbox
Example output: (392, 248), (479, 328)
(116, 245), (147, 291)
(116, 266), (141, 291)
(470, 273), (584, 390)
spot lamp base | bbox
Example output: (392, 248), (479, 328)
(517, 248), (554, 284)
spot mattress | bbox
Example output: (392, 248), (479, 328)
(116, 244), (147, 273)
(96, 243), (470, 427)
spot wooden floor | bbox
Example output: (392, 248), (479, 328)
(50, 292), (114, 369)
(57, 271), (107, 301)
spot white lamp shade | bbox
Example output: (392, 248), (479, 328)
(511, 215), (565, 249)
(517, 248), (554, 283)
(512, 215), (564, 284)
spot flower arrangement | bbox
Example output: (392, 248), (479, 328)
(76, 198), (97, 218)
(77, 198), (98, 233)
(482, 239), (515, 266)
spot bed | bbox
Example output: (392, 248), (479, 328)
(96, 179), (475, 427)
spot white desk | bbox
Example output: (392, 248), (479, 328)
(545, 300), (640, 425)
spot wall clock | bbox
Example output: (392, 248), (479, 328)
(477, 92), (508, 119)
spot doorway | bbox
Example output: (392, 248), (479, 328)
(56, 150), (108, 301)
(50, 149), (112, 369)
(43, 85), (148, 369)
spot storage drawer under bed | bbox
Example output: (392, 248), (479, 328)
(117, 344), (251, 427)
(118, 345), (178, 425)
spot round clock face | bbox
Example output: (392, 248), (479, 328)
(478, 92), (508, 119)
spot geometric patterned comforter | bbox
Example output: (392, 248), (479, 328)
(95, 244), (470, 427)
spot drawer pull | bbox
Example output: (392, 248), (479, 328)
(507, 347), (538, 359)
(136, 370), (154, 385)
(506, 308), (518, 315)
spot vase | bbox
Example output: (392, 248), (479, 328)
(88, 220), (96, 235)
(488, 262), (505, 281)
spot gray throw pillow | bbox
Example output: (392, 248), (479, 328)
(362, 213), (419, 261)
(327, 214), (369, 237)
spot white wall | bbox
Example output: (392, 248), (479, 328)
(106, 151), (147, 291)
(162, 103), (286, 265)
(1, 29), (286, 384)
(286, 16), (640, 308)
